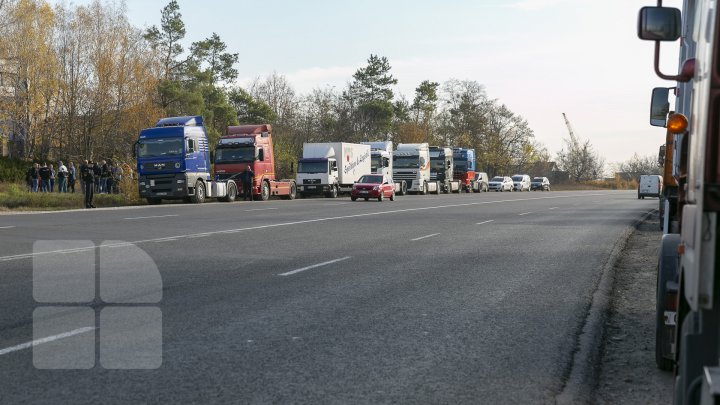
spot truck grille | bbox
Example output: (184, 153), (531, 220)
(303, 179), (321, 184)
(393, 172), (416, 181)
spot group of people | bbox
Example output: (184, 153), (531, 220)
(25, 160), (128, 208)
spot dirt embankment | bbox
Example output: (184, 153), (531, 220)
(595, 212), (673, 404)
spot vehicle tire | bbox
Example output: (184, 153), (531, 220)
(221, 182), (237, 202)
(146, 198), (162, 205)
(287, 182), (297, 200)
(421, 181), (427, 195)
(456, 183), (462, 194)
(378, 192), (384, 202)
(260, 181), (270, 201)
(351, 196), (357, 201)
(638, 194), (641, 200)
(364, 197), (369, 201)
(327, 185), (338, 199)
(390, 190), (395, 201)
(190, 181), (205, 204)
(656, 234), (680, 371)
(484, 184), (488, 192)
(436, 182), (441, 195)
(399, 181), (407, 196)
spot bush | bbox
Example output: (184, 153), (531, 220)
(0, 157), (32, 183)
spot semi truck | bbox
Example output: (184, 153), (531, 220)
(214, 124), (296, 201)
(392, 143), (440, 195)
(638, 3), (720, 403)
(452, 148), (476, 192)
(134, 116), (237, 204)
(429, 146), (462, 193)
(362, 141), (407, 195)
(296, 142), (371, 198)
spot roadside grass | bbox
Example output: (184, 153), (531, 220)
(552, 179), (638, 191)
(0, 181), (142, 211)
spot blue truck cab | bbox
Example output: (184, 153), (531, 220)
(135, 116), (211, 204)
(452, 148), (476, 192)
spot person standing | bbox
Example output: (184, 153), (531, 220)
(57, 161), (68, 193)
(49, 164), (56, 192)
(92, 161), (101, 193)
(100, 160), (110, 194)
(241, 165), (254, 201)
(68, 162), (76, 193)
(25, 164), (34, 192)
(80, 160), (95, 208)
(39, 163), (50, 192)
(30, 163), (40, 192)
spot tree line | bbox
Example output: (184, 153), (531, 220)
(1, 0), (618, 181)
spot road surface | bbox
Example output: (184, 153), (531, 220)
(0, 190), (655, 404)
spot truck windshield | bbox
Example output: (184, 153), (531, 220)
(430, 159), (445, 170)
(455, 161), (468, 171)
(215, 146), (255, 163)
(371, 156), (382, 172)
(297, 161), (327, 173)
(394, 156), (420, 168)
(137, 138), (183, 158)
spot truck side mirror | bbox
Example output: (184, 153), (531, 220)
(650, 87), (671, 127)
(637, 7), (681, 41)
(132, 141), (138, 159)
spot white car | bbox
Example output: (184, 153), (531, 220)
(512, 174), (531, 191)
(488, 176), (513, 192)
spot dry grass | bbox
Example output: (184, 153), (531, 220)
(0, 181), (142, 211)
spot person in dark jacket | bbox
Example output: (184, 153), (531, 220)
(68, 162), (76, 193)
(241, 166), (254, 201)
(39, 163), (50, 192)
(93, 161), (101, 193)
(80, 160), (95, 208)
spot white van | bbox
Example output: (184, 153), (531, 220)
(638, 175), (662, 199)
(511, 174), (531, 191)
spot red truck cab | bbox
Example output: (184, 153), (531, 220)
(214, 125), (296, 200)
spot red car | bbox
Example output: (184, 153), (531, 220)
(351, 175), (396, 202)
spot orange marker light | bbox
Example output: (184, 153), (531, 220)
(667, 113), (689, 134)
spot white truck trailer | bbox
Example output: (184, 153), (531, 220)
(296, 142), (371, 198)
(392, 143), (440, 195)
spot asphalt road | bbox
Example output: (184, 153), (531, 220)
(0, 190), (655, 404)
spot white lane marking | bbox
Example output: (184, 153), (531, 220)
(244, 208), (278, 212)
(411, 233), (440, 241)
(124, 214), (179, 220)
(278, 256), (352, 277)
(476, 220), (494, 225)
(0, 226), (16, 229)
(549, 207), (559, 210)
(518, 212), (533, 216)
(0, 327), (96, 356)
(0, 193), (610, 262)
(324, 203), (351, 206)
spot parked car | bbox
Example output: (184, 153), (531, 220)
(511, 174), (531, 191)
(351, 174), (396, 202)
(531, 177), (551, 191)
(472, 172), (489, 192)
(488, 176), (513, 192)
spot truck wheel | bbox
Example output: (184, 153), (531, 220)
(364, 197), (369, 201)
(435, 182), (441, 195)
(327, 185), (338, 198)
(221, 182), (237, 202)
(400, 181), (407, 196)
(146, 198), (162, 205)
(190, 181), (205, 204)
(261, 181), (270, 201)
(656, 234), (680, 371)
(286, 183), (296, 200)
(421, 181), (427, 195)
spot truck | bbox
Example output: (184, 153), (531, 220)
(429, 146), (462, 193)
(362, 141), (407, 195)
(392, 143), (440, 195)
(638, 174), (662, 199)
(452, 148), (476, 192)
(296, 142), (371, 198)
(214, 124), (296, 201)
(638, 3), (720, 402)
(134, 116), (237, 204)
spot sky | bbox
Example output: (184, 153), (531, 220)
(54, 0), (684, 168)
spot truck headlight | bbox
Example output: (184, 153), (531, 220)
(140, 182), (146, 186)
(177, 179), (185, 184)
